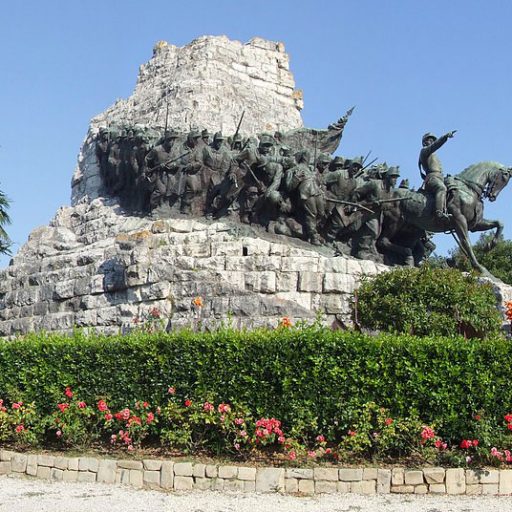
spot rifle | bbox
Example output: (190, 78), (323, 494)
(145, 151), (190, 175)
(240, 161), (264, 190)
(324, 197), (375, 214)
(353, 157), (378, 179)
(231, 110), (245, 149)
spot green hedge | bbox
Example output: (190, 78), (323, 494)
(0, 327), (511, 442)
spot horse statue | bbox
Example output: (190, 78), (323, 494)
(379, 161), (511, 276)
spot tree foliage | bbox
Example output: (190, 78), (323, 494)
(450, 234), (512, 285)
(355, 265), (502, 338)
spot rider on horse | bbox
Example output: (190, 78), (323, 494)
(418, 131), (456, 220)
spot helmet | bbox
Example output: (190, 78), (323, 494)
(317, 153), (331, 164)
(399, 178), (409, 189)
(259, 134), (275, 147)
(386, 166), (400, 178)
(188, 128), (201, 139)
(348, 156), (363, 169)
(233, 133), (243, 142)
(331, 156), (345, 168)
(280, 145), (292, 155)
(422, 132), (437, 144)
(213, 131), (225, 141)
(164, 129), (179, 140)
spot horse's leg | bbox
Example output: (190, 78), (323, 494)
(451, 213), (489, 275)
(470, 218), (504, 250)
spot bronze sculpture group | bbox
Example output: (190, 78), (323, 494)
(95, 112), (511, 274)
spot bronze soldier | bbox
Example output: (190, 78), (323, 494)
(418, 131), (456, 219)
(179, 129), (206, 214)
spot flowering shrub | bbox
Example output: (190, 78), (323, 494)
(0, 400), (40, 447)
(48, 388), (97, 448)
(132, 307), (167, 333)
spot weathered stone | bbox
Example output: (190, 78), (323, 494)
(174, 476), (194, 490)
(338, 481), (351, 493)
(143, 470), (161, 488)
(285, 478), (298, 493)
(286, 468), (313, 480)
(224, 479), (244, 491)
(194, 477), (211, 490)
(63, 470), (79, 482)
(54, 456), (68, 470)
(36, 466), (52, 480)
(351, 480), (376, 494)
(205, 464), (218, 478)
(423, 467), (445, 484)
(117, 460), (144, 470)
(0, 461), (11, 475)
(391, 468), (404, 486)
(26, 454), (38, 476)
(466, 483), (483, 495)
(244, 481), (256, 492)
(429, 483), (446, 494)
(482, 483), (499, 495)
(97, 460), (117, 484)
(377, 469), (391, 494)
(51, 468), (64, 481)
(78, 471), (96, 483)
(130, 469), (143, 488)
(363, 468), (378, 480)
(174, 462), (193, 476)
(404, 470), (424, 485)
(315, 480), (337, 493)
(68, 458), (79, 471)
(391, 485), (414, 493)
(238, 467), (257, 481)
(160, 461), (174, 490)
(414, 484), (428, 494)
(446, 468), (466, 495)
(78, 457), (98, 472)
(0, 450), (14, 461)
(37, 454), (55, 467)
(339, 468), (363, 482)
(314, 468), (339, 481)
(11, 454), (27, 473)
(499, 469), (512, 494)
(255, 468), (285, 493)
(143, 459), (162, 471)
(192, 463), (206, 478)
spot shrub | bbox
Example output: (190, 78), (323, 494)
(354, 266), (502, 338)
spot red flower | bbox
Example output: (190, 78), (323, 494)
(15, 424), (24, 433)
(105, 413), (113, 421)
(184, 399), (192, 407)
(146, 412), (155, 424)
(218, 403), (231, 414)
(474, 414), (481, 421)
(149, 307), (161, 319)
(97, 400), (108, 412)
(348, 430), (357, 437)
(505, 414), (512, 423)
(507, 423), (512, 431)
(385, 418), (393, 426)
(288, 450), (297, 461)
(421, 426), (435, 440)
(472, 439), (479, 447)
(57, 403), (69, 413)
(65, 387), (73, 398)
(316, 434), (326, 443)
(460, 439), (473, 449)
(12, 402), (21, 410)
(77, 401), (86, 409)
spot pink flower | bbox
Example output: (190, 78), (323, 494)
(203, 402), (214, 412)
(218, 403), (231, 414)
(348, 430), (357, 437)
(288, 450), (297, 461)
(234, 418), (245, 425)
(316, 434), (326, 443)
(421, 426), (435, 440)
(234, 443), (240, 450)
(105, 413), (113, 421)
(434, 439), (447, 450)
(65, 387), (73, 398)
(385, 418), (393, 426)
(12, 402), (21, 410)
(168, 386), (176, 395)
(77, 401), (86, 409)
(127, 445), (134, 451)
(472, 439), (479, 447)
(120, 408), (130, 420)
(278, 436), (286, 444)
(325, 448), (332, 455)
(97, 400), (108, 412)
(146, 412), (155, 424)
(56, 430), (62, 438)
(240, 430), (248, 438)
(307, 451), (316, 458)
(15, 424), (24, 433)
(57, 403), (69, 413)
(466, 456), (472, 464)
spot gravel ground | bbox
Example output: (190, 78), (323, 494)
(2, 475), (512, 512)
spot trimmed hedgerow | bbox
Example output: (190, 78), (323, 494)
(0, 326), (510, 446)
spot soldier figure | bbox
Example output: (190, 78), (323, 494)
(418, 131), (456, 219)
(144, 130), (180, 211)
(179, 129), (206, 214)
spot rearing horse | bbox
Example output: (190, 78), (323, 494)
(381, 162), (511, 276)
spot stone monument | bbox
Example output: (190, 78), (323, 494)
(0, 36), (510, 337)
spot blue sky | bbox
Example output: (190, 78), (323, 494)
(1, 1), (512, 267)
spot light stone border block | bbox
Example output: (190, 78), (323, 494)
(1, 449), (512, 497)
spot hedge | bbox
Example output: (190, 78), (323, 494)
(0, 326), (511, 443)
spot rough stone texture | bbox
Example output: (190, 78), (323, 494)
(174, 476), (194, 490)
(174, 462), (193, 477)
(404, 470), (424, 485)
(423, 467), (445, 484)
(255, 468), (285, 493)
(315, 480), (338, 494)
(11, 454), (27, 473)
(0, 203), (390, 337)
(218, 465), (238, 479)
(339, 468), (363, 482)
(377, 469), (391, 494)
(314, 468), (338, 481)
(499, 469), (512, 495)
(446, 468), (466, 495)
(160, 461), (174, 490)
(238, 467), (257, 481)
(298, 479), (315, 494)
(97, 460), (117, 484)
(351, 480), (376, 495)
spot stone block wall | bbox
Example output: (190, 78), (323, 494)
(0, 199), (387, 337)
(1, 450), (511, 496)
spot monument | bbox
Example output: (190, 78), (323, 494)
(0, 36), (510, 337)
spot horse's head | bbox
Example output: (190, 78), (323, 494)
(485, 166), (511, 202)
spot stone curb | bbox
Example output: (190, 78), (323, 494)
(1, 450), (511, 495)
